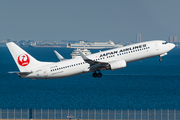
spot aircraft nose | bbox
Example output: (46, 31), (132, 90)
(169, 43), (175, 49)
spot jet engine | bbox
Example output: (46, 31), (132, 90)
(109, 60), (126, 71)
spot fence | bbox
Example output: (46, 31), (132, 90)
(0, 109), (180, 119)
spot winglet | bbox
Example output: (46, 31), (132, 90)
(78, 51), (108, 70)
(54, 50), (66, 61)
(78, 50), (89, 60)
(78, 50), (98, 64)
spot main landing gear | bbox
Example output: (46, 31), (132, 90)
(92, 71), (102, 78)
(159, 56), (163, 62)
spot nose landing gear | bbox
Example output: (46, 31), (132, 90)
(92, 71), (102, 78)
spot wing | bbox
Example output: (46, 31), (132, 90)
(78, 51), (109, 71)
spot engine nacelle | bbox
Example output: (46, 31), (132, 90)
(109, 60), (126, 71)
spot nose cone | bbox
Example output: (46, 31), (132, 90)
(169, 43), (175, 50)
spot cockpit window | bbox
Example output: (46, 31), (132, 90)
(162, 41), (167, 44)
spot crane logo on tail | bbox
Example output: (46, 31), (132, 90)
(18, 54), (30, 66)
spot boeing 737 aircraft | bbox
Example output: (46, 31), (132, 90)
(6, 40), (175, 79)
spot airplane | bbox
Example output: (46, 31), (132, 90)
(6, 40), (175, 79)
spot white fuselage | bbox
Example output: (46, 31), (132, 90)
(21, 40), (175, 79)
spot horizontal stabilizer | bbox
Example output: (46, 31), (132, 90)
(8, 71), (20, 74)
(17, 72), (32, 75)
(8, 71), (32, 75)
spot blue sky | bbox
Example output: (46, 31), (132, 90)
(0, 0), (179, 42)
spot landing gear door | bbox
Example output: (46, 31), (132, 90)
(155, 43), (159, 50)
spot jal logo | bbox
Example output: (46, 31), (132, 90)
(17, 54), (30, 66)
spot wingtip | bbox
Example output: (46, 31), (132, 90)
(6, 42), (15, 46)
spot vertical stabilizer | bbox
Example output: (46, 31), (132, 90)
(6, 42), (45, 72)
